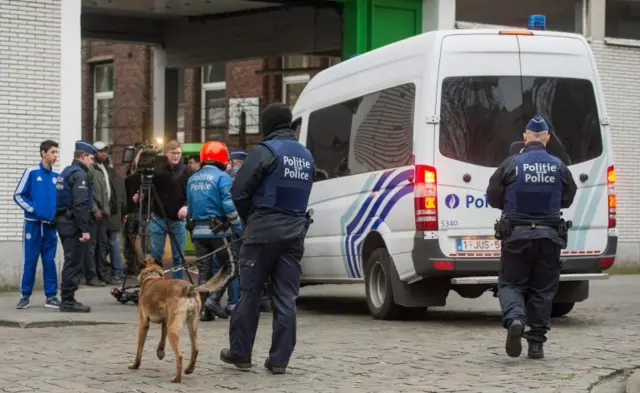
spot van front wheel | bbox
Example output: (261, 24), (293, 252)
(365, 248), (425, 320)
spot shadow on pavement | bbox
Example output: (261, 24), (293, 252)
(296, 295), (589, 327)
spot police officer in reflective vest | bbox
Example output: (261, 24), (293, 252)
(487, 115), (577, 359)
(186, 141), (243, 322)
(220, 103), (314, 374)
(56, 141), (97, 313)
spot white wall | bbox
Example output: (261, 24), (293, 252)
(591, 41), (640, 265)
(0, 0), (64, 288)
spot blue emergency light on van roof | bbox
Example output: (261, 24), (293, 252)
(528, 15), (546, 30)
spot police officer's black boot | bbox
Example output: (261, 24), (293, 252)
(205, 291), (229, 319)
(60, 299), (91, 313)
(505, 319), (524, 358)
(199, 293), (215, 322)
(527, 342), (544, 359)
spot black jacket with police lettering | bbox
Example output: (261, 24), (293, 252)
(232, 128), (310, 244)
(486, 141), (577, 245)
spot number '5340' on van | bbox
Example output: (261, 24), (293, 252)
(291, 28), (617, 321)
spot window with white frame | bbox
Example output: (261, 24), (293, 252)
(93, 63), (114, 144)
(282, 55), (311, 108)
(606, 0), (640, 40)
(201, 63), (227, 142)
(282, 55), (341, 108)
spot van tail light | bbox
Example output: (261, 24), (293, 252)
(607, 165), (616, 228)
(414, 165), (438, 231)
(499, 30), (534, 36)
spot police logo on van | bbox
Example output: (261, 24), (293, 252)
(444, 194), (460, 209)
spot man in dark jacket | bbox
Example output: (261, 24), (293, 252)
(106, 157), (127, 281)
(132, 140), (191, 279)
(220, 103), (314, 375)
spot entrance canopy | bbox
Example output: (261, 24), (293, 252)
(82, 0), (343, 67)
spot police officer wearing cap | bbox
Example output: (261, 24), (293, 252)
(487, 115), (577, 359)
(55, 141), (97, 313)
(220, 102), (314, 374)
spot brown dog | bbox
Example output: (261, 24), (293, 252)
(128, 257), (235, 383)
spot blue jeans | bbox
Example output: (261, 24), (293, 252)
(213, 254), (239, 305)
(107, 231), (124, 279)
(150, 215), (187, 279)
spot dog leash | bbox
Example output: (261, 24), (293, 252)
(162, 236), (243, 275)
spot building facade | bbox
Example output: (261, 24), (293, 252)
(81, 40), (340, 175)
(0, 0), (638, 289)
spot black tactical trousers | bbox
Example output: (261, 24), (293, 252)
(57, 217), (89, 303)
(498, 238), (562, 343)
(194, 237), (237, 301)
(229, 238), (304, 367)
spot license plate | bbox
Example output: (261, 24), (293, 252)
(456, 238), (501, 252)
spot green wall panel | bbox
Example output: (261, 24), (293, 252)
(340, 0), (422, 59)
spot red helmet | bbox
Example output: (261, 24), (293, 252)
(200, 141), (229, 165)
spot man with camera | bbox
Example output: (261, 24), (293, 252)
(133, 140), (191, 279)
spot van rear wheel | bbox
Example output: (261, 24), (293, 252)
(551, 302), (575, 317)
(365, 248), (426, 320)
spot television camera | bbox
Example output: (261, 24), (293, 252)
(112, 139), (194, 305)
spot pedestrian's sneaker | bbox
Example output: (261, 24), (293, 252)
(505, 319), (524, 358)
(220, 348), (252, 370)
(199, 307), (215, 322)
(264, 358), (286, 375)
(44, 297), (61, 309)
(16, 297), (29, 310)
(527, 342), (544, 359)
(60, 300), (91, 313)
(86, 278), (105, 287)
(205, 297), (229, 319)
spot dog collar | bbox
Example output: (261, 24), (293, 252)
(140, 270), (163, 282)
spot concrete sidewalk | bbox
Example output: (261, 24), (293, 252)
(0, 282), (141, 328)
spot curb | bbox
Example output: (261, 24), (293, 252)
(0, 319), (127, 329)
(627, 370), (640, 393)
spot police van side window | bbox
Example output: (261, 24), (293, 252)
(306, 83), (415, 182)
(438, 76), (604, 167)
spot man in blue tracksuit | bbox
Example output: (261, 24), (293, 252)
(186, 141), (243, 322)
(13, 140), (61, 309)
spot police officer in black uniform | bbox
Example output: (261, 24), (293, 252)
(220, 103), (314, 375)
(487, 115), (577, 359)
(55, 141), (97, 313)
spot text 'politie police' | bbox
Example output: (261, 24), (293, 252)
(522, 163), (558, 184)
(283, 155), (312, 181)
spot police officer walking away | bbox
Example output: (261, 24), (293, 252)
(220, 102), (314, 375)
(55, 141), (98, 313)
(487, 115), (577, 359)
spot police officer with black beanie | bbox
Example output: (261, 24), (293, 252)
(220, 103), (314, 374)
(487, 115), (577, 359)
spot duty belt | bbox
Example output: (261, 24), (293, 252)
(513, 224), (554, 229)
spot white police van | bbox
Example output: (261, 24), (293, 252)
(292, 25), (617, 320)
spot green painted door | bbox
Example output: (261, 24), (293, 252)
(341, 0), (422, 59)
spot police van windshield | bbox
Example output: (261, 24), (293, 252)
(438, 76), (604, 168)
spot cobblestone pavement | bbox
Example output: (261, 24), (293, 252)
(0, 276), (638, 393)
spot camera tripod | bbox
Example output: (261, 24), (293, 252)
(111, 171), (195, 305)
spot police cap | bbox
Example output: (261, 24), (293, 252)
(525, 114), (550, 133)
(229, 149), (247, 161)
(76, 140), (98, 155)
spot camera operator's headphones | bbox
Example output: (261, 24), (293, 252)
(200, 141), (229, 165)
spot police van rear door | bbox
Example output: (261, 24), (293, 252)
(433, 31), (522, 258)
(516, 33), (609, 255)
